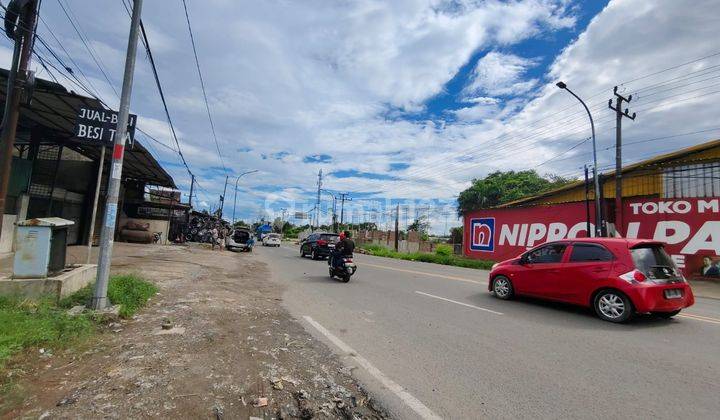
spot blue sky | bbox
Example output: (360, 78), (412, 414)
(3, 0), (720, 233)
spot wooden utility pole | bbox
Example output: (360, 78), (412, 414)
(0, 0), (38, 239)
(608, 86), (636, 236)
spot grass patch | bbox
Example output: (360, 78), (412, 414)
(0, 297), (94, 369)
(361, 244), (495, 270)
(60, 274), (158, 319)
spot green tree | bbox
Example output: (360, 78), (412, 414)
(450, 226), (463, 244)
(457, 170), (574, 215)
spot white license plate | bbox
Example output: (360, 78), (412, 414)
(664, 289), (683, 299)
(328, 244), (335, 248)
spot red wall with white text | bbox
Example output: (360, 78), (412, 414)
(464, 198), (720, 279)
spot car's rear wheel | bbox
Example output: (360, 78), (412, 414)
(594, 290), (633, 323)
(492, 276), (513, 300)
(653, 309), (681, 319)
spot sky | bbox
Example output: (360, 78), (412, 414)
(3, 0), (720, 234)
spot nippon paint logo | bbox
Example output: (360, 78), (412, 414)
(470, 218), (495, 252)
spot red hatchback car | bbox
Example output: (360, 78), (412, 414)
(488, 238), (694, 323)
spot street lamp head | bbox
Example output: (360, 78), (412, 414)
(556, 81), (567, 89)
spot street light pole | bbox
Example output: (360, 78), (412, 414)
(231, 170), (258, 225)
(556, 81), (602, 237)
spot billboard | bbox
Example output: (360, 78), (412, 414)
(463, 198), (719, 279)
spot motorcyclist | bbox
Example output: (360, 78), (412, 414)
(330, 231), (355, 269)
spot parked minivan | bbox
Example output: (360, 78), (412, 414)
(488, 238), (694, 322)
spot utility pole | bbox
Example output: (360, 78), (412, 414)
(443, 212), (449, 237)
(315, 169), (322, 229)
(403, 206), (408, 232)
(339, 192), (351, 226)
(608, 86), (636, 237)
(394, 204), (399, 251)
(92, 0), (143, 310)
(219, 175), (229, 218)
(188, 174), (195, 207)
(0, 0), (38, 239)
(584, 165), (591, 238)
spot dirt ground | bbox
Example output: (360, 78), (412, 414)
(1, 243), (387, 419)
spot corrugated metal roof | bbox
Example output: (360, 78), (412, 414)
(497, 138), (720, 208)
(0, 69), (176, 188)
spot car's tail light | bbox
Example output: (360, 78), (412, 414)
(317, 240), (327, 246)
(620, 269), (647, 283)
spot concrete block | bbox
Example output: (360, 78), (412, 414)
(0, 214), (17, 254)
(0, 264), (96, 300)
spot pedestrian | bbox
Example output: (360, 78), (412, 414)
(211, 225), (219, 250)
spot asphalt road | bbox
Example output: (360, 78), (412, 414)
(254, 244), (720, 420)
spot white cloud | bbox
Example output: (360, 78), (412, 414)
(463, 51), (540, 97)
(4, 0), (718, 225)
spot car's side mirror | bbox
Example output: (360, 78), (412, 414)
(520, 255), (532, 265)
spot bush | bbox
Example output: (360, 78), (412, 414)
(0, 297), (94, 368)
(435, 244), (453, 257)
(61, 274), (158, 319)
(360, 243), (494, 270)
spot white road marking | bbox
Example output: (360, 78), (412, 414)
(415, 291), (503, 315)
(303, 316), (442, 420)
(362, 262), (483, 284)
(678, 313), (720, 325)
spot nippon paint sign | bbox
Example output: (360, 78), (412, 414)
(463, 198), (720, 279)
(464, 202), (594, 260)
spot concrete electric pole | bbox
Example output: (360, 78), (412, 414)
(314, 169), (322, 229)
(91, 0), (144, 309)
(608, 86), (636, 236)
(219, 175), (229, 218)
(339, 192), (351, 226)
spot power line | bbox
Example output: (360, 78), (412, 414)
(137, 18), (192, 177)
(180, 0), (227, 174)
(55, 0), (120, 99)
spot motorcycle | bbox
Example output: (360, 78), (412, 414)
(328, 254), (357, 282)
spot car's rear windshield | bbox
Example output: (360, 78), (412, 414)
(267, 234), (280, 239)
(320, 234), (339, 241)
(631, 245), (678, 279)
(234, 230), (250, 241)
